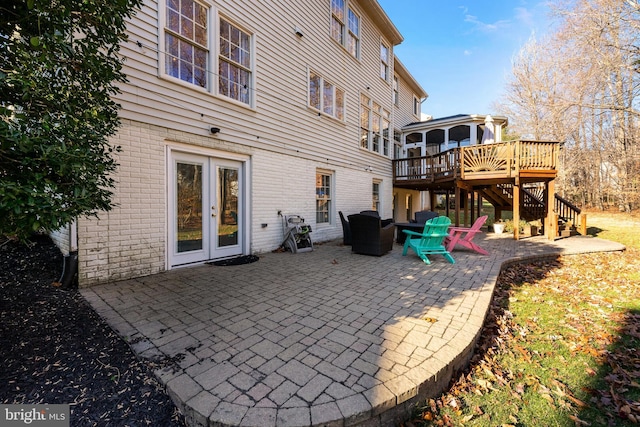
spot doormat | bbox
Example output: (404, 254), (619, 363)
(208, 255), (259, 266)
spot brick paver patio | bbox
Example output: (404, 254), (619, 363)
(81, 233), (624, 427)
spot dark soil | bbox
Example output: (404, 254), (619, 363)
(0, 234), (186, 426)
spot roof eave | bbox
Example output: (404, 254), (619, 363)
(394, 56), (427, 99)
(356, 0), (404, 45)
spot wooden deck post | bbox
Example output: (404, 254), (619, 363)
(454, 186), (461, 227)
(546, 179), (556, 240)
(513, 182), (520, 240)
(578, 213), (587, 235)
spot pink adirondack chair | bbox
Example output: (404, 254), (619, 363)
(444, 215), (489, 255)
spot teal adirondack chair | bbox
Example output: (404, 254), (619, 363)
(402, 216), (455, 265)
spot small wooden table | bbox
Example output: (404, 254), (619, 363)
(393, 222), (426, 244)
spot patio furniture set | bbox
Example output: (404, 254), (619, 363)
(339, 210), (489, 264)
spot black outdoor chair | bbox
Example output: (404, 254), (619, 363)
(338, 211), (352, 245)
(413, 210), (439, 224)
(347, 213), (394, 256)
(359, 210), (394, 227)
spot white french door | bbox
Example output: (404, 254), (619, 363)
(169, 151), (244, 266)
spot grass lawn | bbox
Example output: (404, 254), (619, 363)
(406, 210), (640, 426)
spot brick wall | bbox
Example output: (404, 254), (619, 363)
(77, 120), (392, 286)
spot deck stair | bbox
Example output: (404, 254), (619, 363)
(478, 183), (584, 238)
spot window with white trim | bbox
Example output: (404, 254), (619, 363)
(372, 181), (381, 211)
(219, 18), (252, 104)
(165, 0), (208, 87)
(162, 0), (254, 106)
(360, 93), (370, 149)
(372, 102), (381, 153)
(316, 171), (333, 224)
(382, 109), (390, 156)
(360, 94), (390, 156)
(413, 95), (420, 117)
(309, 70), (345, 120)
(331, 0), (360, 59)
(380, 42), (389, 81)
(393, 128), (402, 159)
(393, 76), (399, 106)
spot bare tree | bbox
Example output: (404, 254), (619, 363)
(497, 0), (640, 211)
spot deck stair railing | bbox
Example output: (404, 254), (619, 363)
(494, 184), (586, 236)
(554, 193), (586, 235)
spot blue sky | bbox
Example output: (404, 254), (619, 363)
(377, 1), (553, 119)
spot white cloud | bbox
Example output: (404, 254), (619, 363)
(464, 50), (472, 56)
(464, 13), (511, 32)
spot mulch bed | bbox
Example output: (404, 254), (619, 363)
(0, 234), (186, 426)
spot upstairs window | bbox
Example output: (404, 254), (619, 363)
(309, 70), (345, 121)
(162, 1), (254, 106)
(165, 0), (208, 88)
(331, 0), (359, 59)
(380, 43), (389, 81)
(393, 76), (399, 106)
(393, 129), (402, 159)
(347, 9), (360, 57)
(360, 94), (370, 149)
(219, 18), (252, 105)
(413, 95), (420, 117)
(372, 102), (381, 153)
(360, 94), (390, 157)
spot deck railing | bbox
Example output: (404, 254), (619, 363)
(393, 140), (560, 182)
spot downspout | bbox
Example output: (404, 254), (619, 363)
(58, 219), (78, 288)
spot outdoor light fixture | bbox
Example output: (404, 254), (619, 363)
(210, 127), (220, 134)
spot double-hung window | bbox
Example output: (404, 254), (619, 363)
(316, 171), (333, 224)
(219, 18), (252, 105)
(360, 94), (390, 156)
(380, 43), (389, 81)
(372, 102), (381, 153)
(360, 94), (370, 149)
(413, 95), (420, 117)
(382, 110), (390, 156)
(331, 0), (360, 59)
(309, 71), (345, 121)
(372, 181), (380, 212)
(165, 0), (208, 88)
(163, 0), (254, 106)
(393, 76), (399, 106)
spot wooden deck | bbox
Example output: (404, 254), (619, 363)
(393, 140), (560, 191)
(392, 140), (582, 240)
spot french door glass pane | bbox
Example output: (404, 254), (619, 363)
(218, 167), (239, 247)
(176, 162), (203, 252)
